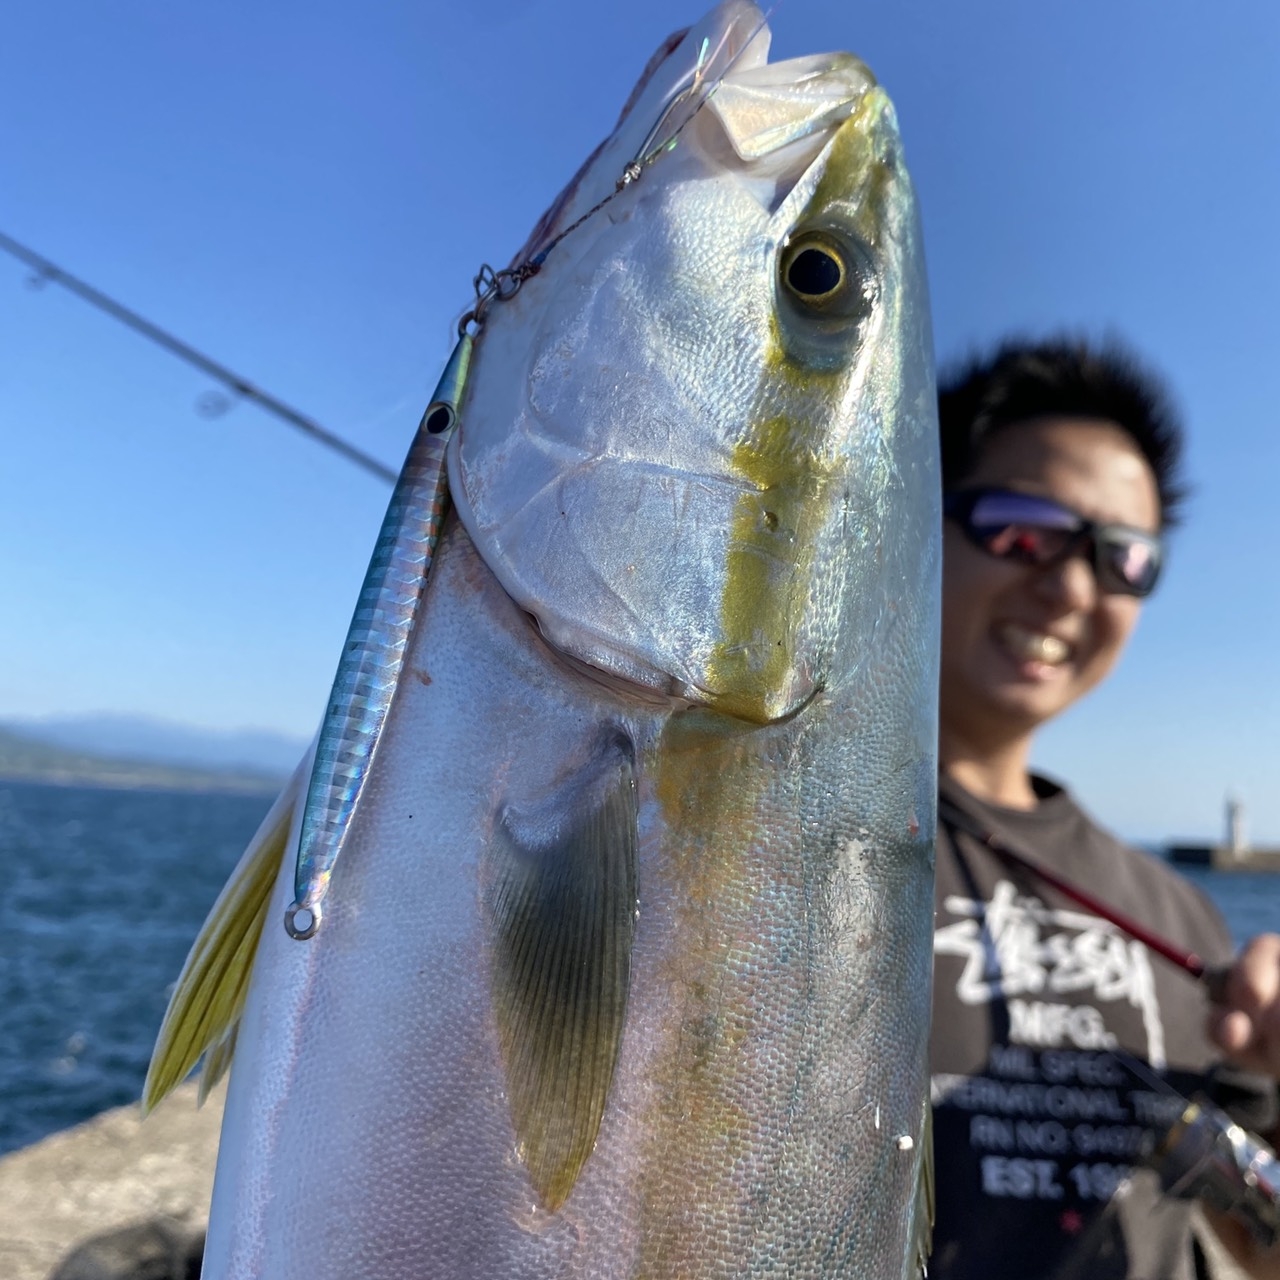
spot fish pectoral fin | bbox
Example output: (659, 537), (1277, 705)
(486, 737), (639, 1211)
(142, 755), (306, 1113)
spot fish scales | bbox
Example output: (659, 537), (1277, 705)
(147, 2), (941, 1275)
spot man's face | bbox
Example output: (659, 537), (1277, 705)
(939, 417), (1162, 749)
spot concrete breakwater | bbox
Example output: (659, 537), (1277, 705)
(1167, 844), (1280, 872)
(0, 1081), (223, 1280)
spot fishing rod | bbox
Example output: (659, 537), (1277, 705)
(1115, 1050), (1280, 1247)
(936, 798), (1229, 998)
(0, 229), (397, 485)
(938, 798), (1280, 1244)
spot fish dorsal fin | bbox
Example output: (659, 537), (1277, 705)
(485, 737), (639, 1210)
(142, 755), (306, 1112)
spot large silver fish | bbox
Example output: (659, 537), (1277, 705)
(145, 3), (940, 1275)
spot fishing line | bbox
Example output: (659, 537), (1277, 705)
(287, 8), (778, 940)
(0, 10), (779, 483)
(937, 797), (1229, 997)
(939, 803), (1280, 1258)
(458, 5), (775, 335)
(281, 14), (761, 932)
(0, 229), (397, 485)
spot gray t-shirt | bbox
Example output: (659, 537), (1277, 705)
(929, 773), (1260, 1280)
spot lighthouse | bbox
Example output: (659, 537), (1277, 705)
(1225, 793), (1246, 860)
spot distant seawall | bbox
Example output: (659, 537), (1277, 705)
(1167, 843), (1280, 872)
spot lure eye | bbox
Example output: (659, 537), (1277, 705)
(781, 235), (848, 306)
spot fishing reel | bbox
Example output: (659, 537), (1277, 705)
(1143, 1096), (1280, 1248)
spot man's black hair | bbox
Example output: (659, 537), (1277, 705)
(938, 336), (1188, 527)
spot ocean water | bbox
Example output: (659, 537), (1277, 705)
(0, 781), (271, 1156)
(1176, 863), (1280, 949)
(0, 781), (1275, 1157)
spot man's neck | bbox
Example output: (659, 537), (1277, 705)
(939, 730), (1038, 811)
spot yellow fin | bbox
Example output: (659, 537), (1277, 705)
(142, 756), (305, 1113)
(197, 1021), (239, 1106)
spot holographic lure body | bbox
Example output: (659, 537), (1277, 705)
(285, 334), (471, 939)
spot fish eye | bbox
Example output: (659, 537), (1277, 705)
(774, 227), (878, 369)
(781, 235), (848, 307)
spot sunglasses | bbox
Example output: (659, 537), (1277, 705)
(943, 487), (1163, 598)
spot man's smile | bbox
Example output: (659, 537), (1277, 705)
(995, 620), (1075, 671)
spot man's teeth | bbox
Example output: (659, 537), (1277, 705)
(1000, 623), (1070, 665)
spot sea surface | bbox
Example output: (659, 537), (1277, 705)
(0, 780), (272, 1156)
(0, 781), (1276, 1157)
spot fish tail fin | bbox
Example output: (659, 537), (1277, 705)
(142, 754), (306, 1113)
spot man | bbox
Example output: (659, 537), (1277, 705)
(928, 337), (1280, 1279)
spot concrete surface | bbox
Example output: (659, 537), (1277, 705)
(0, 1081), (223, 1280)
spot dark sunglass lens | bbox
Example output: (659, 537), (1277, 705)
(964, 491), (1081, 564)
(984, 524), (1072, 563)
(1099, 534), (1161, 596)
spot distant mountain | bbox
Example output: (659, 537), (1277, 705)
(4, 714), (309, 776)
(0, 724), (287, 794)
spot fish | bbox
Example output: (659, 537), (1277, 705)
(144, 2), (941, 1275)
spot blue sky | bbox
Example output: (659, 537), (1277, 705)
(2, 1), (1277, 843)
